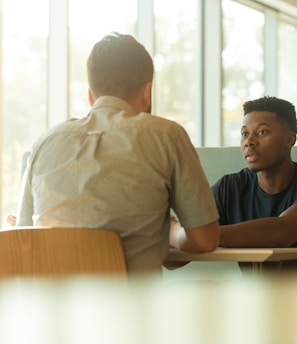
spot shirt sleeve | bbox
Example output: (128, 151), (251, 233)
(211, 178), (228, 225)
(169, 127), (219, 228)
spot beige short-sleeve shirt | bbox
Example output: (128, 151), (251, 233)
(17, 96), (218, 272)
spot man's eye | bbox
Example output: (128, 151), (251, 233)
(258, 130), (266, 136)
(241, 131), (248, 137)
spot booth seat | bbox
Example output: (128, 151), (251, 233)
(196, 145), (297, 186)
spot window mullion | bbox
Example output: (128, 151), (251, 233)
(47, 0), (69, 129)
(203, 0), (222, 146)
(264, 8), (278, 96)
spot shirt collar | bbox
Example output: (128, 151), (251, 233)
(92, 95), (137, 114)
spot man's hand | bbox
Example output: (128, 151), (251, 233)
(7, 214), (16, 226)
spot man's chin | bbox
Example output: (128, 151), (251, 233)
(250, 169), (259, 173)
(248, 166), (260, 173)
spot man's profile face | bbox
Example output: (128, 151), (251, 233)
(240, 111), (293, 172)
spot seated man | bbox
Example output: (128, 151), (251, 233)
(212, 96), (297, 271)
(16, 32), (219, 274)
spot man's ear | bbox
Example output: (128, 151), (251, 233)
(287, 132), (296, 147)
(141, 82), (152, 113)
(292, 134), (297, 147)
(88, 88), (95, 106)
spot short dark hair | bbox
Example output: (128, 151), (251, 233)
(243, 96), (297, 134)
(87, 32), (154, 100)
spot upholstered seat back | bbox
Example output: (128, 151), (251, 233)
(196, 146), (297, 186)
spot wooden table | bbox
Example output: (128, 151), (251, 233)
(165, 247), (297, 274)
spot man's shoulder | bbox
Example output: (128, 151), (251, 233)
(140, 112), (183, 128)
(133, 113), (189, 144)
(212, 167), (253, 190)
(32, 117), (83, 151)
(220, 167), (252, 182)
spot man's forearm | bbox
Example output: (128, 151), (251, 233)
(220, 217), (294, 248)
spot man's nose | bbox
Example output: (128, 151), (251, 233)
(244, 134), (256, 147)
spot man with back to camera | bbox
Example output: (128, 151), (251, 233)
(212, 96), (297, 271)
(16, 32), (219, 273)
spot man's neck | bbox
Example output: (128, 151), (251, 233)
(257, 161), (295, 194)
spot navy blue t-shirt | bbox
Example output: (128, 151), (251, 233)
(211, 163), (297, 247)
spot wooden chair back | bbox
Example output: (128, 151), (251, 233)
(0, 227), (127, 278)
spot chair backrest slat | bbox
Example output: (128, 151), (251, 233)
(0, 227), (127, 278)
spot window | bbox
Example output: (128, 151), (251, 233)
(68, 0), (137, 118)
(153, 0), (202, 146)
(1, 0), (48, 223)
(278, 16), (297, 102)
(221, 0), (265, 146)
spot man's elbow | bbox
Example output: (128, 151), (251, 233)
(200, 237), (219, 253)
(184, 222), (220, 253)
(182, 238), (218, 254)
(193, 235), (219, 253)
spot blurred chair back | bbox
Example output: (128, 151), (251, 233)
(0, 227), (127, 278)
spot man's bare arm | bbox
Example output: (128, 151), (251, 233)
(220, 203), (297, 248)
(170, 220), (219, 253)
